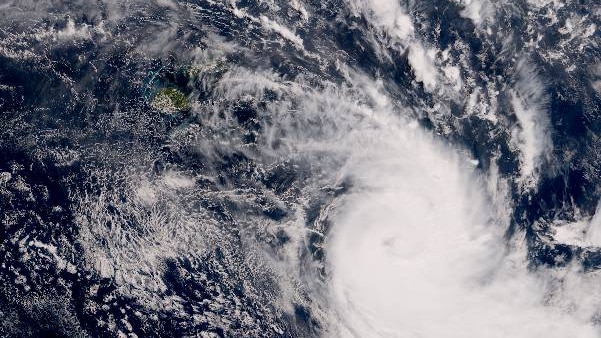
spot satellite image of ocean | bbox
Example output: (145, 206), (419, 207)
(1, 0), (601, 337)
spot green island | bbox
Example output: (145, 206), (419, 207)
(151, 88), (190, 113)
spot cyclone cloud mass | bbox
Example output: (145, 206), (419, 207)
(0, 0), (600, 337)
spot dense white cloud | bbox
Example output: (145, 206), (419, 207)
(347, 0), (414, 40)
(510, 59), (552, 189)
(324, 107), (597, 338)
(452, 0), (495, 26)
(408, 43), (439, 92)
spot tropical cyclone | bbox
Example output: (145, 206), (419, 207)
(0, 0), (600, 337)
